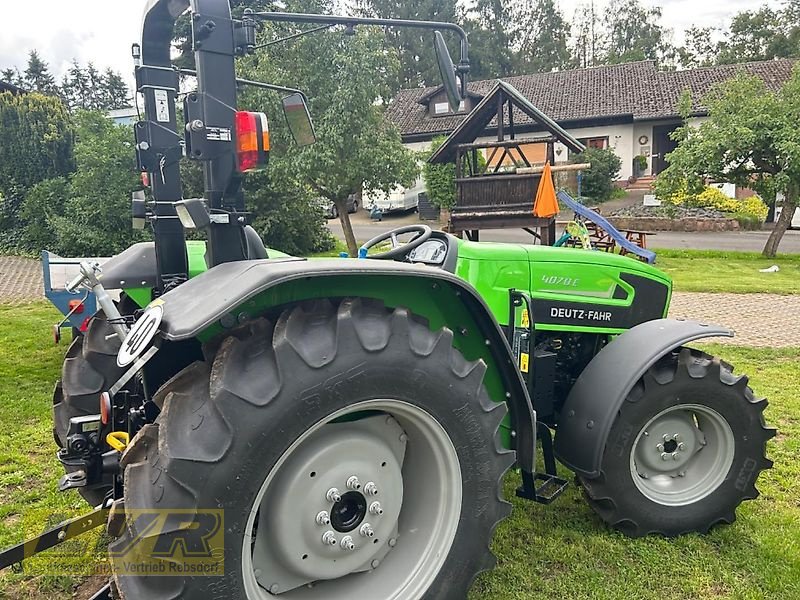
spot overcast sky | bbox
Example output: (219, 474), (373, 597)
(0, 0), (785, 88)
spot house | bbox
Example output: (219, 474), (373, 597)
(107, 107), (138, 126)
(386, 58), (797, 182)
(0, 80), (25, 95)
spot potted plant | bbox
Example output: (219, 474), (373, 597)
(633, 155), (648, 178)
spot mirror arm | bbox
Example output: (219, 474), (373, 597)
(253, 12), (470, 82)
(175, 68), (311, 105)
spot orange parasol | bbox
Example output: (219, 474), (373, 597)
(533, 162), (559, 218)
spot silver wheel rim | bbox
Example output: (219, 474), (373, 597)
(241, 399), (462, 598)
(629, 403), (735, 506)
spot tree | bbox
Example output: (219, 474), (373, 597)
(0, 91), (74, 248)
(23, 51), (56, 93)
(572, 147), (621, 201)
(717, 6), (797, 64)
(1, 67), (23, 87)
(49, 111), (144, 256)
(516, 0), (572, 73)
(241, 19), (417, 256)
(60, 62), (131, 110)
(600, 0), (673, 65)
(572, 1), (601, 68)
(657, 68), (800, 257)
(676, 26), (719, 68)
(465, 0), (522, 78)
(356, 0), (459, 90)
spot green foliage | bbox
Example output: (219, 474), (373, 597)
(573, 147), (621, 202)
(47, 111), (144, 256)
(659, 184), (769, 222)
(633, 154), (647, 173)
(246, 171), (335, 256)
(601, 0), (672, 64)
(59, 61), (131, 111)
(421, 137), (456, 209)
(18, 177), (70, 251)
(239, 14), (417, 255)
(0, 91), (74, 248)
(22, 50), (56, 93)
(655, 66), (800, 255)
(356, 0), (459, 89)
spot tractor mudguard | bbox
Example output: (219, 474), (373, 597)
(98, 242), (158, 289)
(149, 257), (537, 477)
(553, 318), (732, 479)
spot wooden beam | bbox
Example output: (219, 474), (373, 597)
(516, 162), (591, 174)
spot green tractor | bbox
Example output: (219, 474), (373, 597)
(36, 1), (774, 598)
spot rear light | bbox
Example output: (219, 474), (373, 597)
(234, 110), (270, 172)
(68, 299), (85, 314)
(79, 316), (91, 332)
(100, 392), (111, 426)
(141, 171), (150, 187)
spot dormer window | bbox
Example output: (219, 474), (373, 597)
(433, 100), (466, 115)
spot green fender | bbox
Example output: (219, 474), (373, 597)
(149, 257), (536, 471)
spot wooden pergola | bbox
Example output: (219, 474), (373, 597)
(428, 80), (586, 244)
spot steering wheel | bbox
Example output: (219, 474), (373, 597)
(360, 225), (433, 260)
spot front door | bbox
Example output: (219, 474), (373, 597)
(651, 124), (679, 175)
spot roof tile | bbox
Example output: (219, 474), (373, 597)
(387, 59), (797, 138)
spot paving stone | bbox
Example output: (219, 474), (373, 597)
(669, 292), (800, 348)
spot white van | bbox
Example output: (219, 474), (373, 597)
(364, 175), (425, 213)
(775, 201), (800, 229)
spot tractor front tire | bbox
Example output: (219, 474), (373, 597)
(579, 348), (774, 537)
(111, 298), (512, 599)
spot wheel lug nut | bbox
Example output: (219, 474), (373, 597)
(674, 434), (682, 442)
(359, 523), (375, 538)
(364, 482), (378, 496)
(340, 535), (355, 551)
(326, 488), (341, 503)
(322, 531), (337, 546)
(346, 476), (361, 490)
(316, 511), (330, 526)
(663, 433), (672, 442)
(672, 452), (680, 461)
(656, 443), (664, 452)
(660, 452), (669, 461)
(369, 501), (384, 515)
(678, 442), (685, 451)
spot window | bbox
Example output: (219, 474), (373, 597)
(577, 136), (609, 150)
(432, 100), (466, 116)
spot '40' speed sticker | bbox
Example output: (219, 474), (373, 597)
(117, 302), (164, 367)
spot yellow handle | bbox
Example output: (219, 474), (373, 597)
(106, 431), (130, 452)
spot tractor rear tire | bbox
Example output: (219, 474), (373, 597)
(578, 348), (774, 537)
(110, 298), (512, 599)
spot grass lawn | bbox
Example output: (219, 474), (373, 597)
(653, 249), (800, 295)
(1, 303), (798, 599)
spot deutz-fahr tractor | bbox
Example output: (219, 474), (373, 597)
(16, 1), (775, 598)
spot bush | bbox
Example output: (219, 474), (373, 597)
(19, 177), (70, 251)
(660, 183), (769, 222)
(49, 112), (145, 256)
(573, 148), (622, 202)
(422, 136), (457, 210)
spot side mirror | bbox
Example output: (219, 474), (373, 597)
(282, 93), (316, 147)
(434, 31), (462, 112)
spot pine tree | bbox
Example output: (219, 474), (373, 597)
(23, 51), (56, 93)
(1, 67), (23, 87)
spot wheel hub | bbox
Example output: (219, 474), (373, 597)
(630, 403), (734, 506)
(330, 491), (368, 533)
(251, 414), (407, 593)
